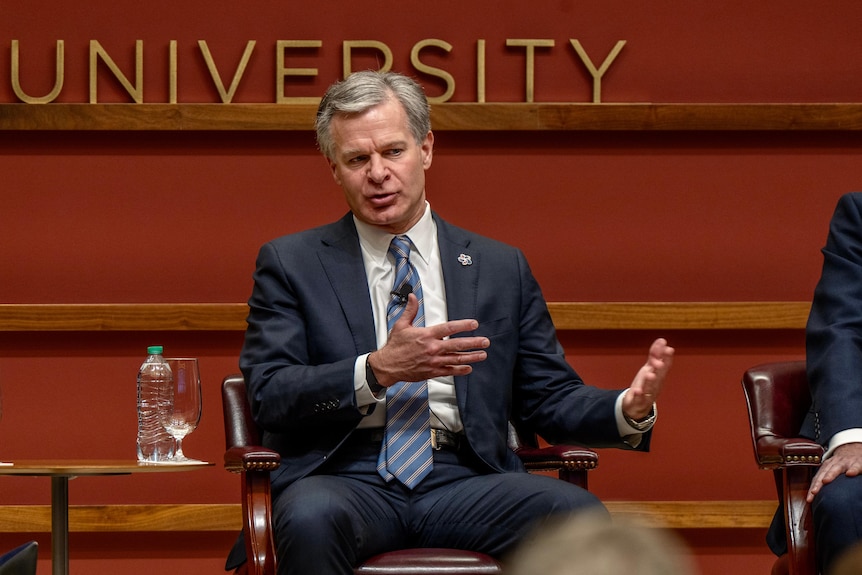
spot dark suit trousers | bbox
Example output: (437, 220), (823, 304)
(269, 434), (606, 575)
(811, 473), (862, 571)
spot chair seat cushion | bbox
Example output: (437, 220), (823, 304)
(355, 548), (502, 574)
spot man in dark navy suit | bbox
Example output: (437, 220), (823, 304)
(228, 70), (674, 575)
(784, 192), (862, 572)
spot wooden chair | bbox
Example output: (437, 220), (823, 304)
(742, 361), (824, 575)
(222, 373), (599, 575)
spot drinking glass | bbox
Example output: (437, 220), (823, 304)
(162, 358), (202, 462)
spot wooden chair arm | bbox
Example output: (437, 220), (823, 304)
(756, 437), (821, 575)
(782, 465), (818, 575)
(223, 445), (280, 575)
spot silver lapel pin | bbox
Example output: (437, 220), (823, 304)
(457, 253), (473, 266)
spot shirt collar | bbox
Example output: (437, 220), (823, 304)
(354, 202), (434, 266)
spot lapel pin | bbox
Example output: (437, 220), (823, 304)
(458, 253), (473, 266)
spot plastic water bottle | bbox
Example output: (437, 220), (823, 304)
(136, 345), (175, 462)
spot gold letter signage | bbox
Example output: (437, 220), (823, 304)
(9, 38), (628, 104)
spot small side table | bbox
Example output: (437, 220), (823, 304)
(0, 459), (213, 575)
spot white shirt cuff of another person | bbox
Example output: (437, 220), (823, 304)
(824, 428), (862, 459)
(616, 390), (658, 448)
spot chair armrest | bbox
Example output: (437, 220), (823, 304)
(224, 445), (280, 575)
(224, 446), (281, 473)
(516, 445), (598, 472)
(516, 445), (598, 490)
(755, 437), (823, 469)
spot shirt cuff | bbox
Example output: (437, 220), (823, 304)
(615, 390), (658, 445)
(825, 428), (862, 459)
(355, 353), (385, 408)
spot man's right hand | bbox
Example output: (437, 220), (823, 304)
(807, 442), (862, 502)
(368, 293), (490, 387)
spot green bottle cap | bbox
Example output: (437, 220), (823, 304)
(147, 345), (164, 354)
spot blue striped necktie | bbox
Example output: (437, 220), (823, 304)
(376, 235), (433, 488)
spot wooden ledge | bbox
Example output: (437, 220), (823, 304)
(2, 103), (862, 131)
(0, 501), (775, 532)
(0, 302), (810, 332)
(0, 504), (238, 533)
(605, 500), (776, 529)
(0, 303), (248, 332)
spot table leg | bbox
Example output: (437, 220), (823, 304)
(51, 476), (69, 575)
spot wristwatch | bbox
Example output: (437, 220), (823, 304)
(624, 405), (657, 432)
(365, 355), (386, 398)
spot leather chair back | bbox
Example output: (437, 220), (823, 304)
(223, 374), (260, 450)
(743, 360), (813, 468)
(742, 361), (822, 575)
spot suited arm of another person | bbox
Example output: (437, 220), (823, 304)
(806, 193), (862, 502)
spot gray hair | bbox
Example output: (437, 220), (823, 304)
(315, 70), (431, 160)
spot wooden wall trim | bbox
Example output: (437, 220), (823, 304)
(0, 501), (775, 532)
(608, 500), (776, 529)
(0, 504), (239, 533)
(0, 302), (810, 332)
(2, 103), (862, 131)
(547, 301), (809, 330)
(0, 303), (248, 332)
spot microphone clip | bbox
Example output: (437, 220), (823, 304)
(391, 284), (413, 304)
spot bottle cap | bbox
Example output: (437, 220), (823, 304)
(147, 345), (164, 354)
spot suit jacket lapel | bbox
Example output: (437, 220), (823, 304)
(318, 214), (378, 353)
(434, 214), (480, 415)
(315, 212), (482, 357)
(435, 214), (479, 323)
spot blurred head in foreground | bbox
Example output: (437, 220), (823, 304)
(832, 540), (862, 575)
(506, 512), (698, 575)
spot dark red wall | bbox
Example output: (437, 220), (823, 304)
(2, 2), (862, 574)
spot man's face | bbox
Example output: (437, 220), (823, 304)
(327, 97), (433, 235)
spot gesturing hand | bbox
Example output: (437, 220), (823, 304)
(622, 338), (675, 420)
(368, 293), (490, 387)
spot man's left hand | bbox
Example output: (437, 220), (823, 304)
(622, 338), (674, 420)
